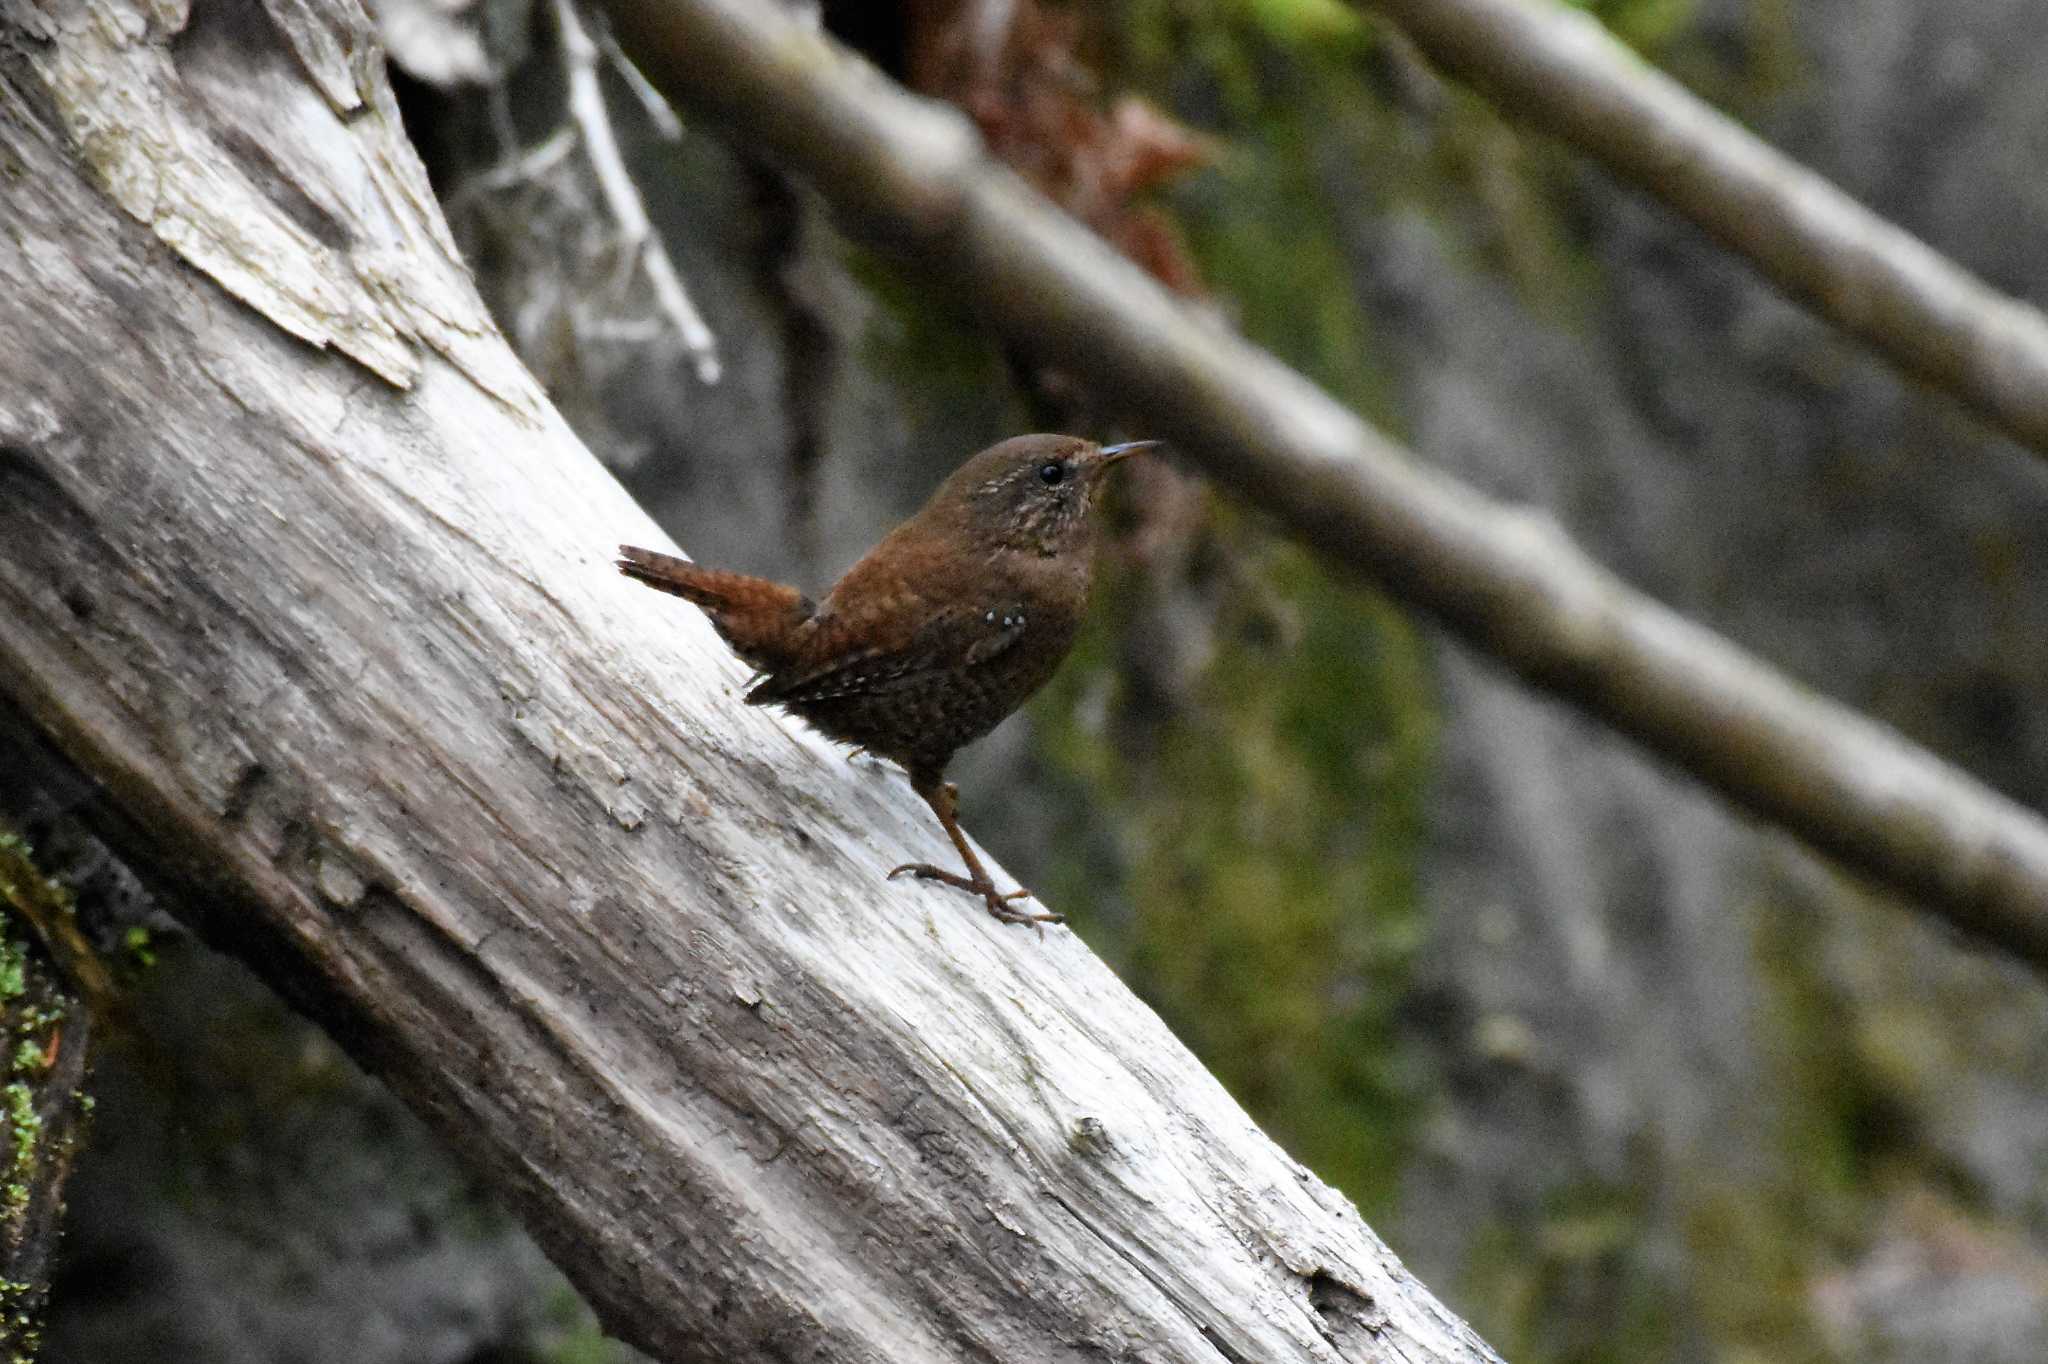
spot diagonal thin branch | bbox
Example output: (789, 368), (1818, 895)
(594, 0), (2048, 973)
(595, 16), (686, 140)
(554, 0), (721, 383)
(1357, 0), (2048, 464)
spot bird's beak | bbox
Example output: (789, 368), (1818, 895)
(1098, 440), (1160, 467)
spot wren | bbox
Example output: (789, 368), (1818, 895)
(617, 433), (1151, 928)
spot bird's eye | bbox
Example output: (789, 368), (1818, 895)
(1037, 461), (1067, 486)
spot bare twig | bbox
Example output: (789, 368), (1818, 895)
(596, 18), (685, 140)
(1356, 0), (2048, 465)
(554, 0), (721, 383)
(594, 0), (2048, 972)
(444, 125), (579, 205)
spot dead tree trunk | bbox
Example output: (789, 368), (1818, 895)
(0, 1), (1502, 1360)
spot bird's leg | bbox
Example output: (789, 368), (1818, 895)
(889, 780), (1064, 928)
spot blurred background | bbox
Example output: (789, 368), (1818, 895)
(22, 0), (2048, 1359)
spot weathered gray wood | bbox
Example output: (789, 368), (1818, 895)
(0, 1), (1502, 1360)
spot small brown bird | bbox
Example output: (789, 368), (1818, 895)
(618, 433), (1151, 927)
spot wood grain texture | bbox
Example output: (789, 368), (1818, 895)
(0, 1), (1502, 1360)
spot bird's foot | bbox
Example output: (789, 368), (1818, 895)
(887, 862), (1066, 928)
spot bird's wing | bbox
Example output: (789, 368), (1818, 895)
(744, 602), (1026, 706)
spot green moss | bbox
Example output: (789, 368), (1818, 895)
(1114, 8), (1400, 414)
(1452, 883), (1874, 1364)
(3, 1081), (38, 1219)
(1736, 0), (1808, 105)
(1566, 0), (1700, 53)
(0, 830), (80, 1000)
(1680, 1182), (1837, 1364)
(0, 820), (93, 1361)
(0, 831), (74, 1063)
(1629, 887), (1885, 1364)
(0, 1269), (36, 1364)
(0, 945), (21, 1006)
(842, 230), (1042, 476)
(0, 838), (63, 1232)
(1241, 0), (1364, 42)
(543, 1327), (626, 1364)
(1461, 1178), (1682, 1364)
(1123, 0), (1369, 79)
(1035, 526), (1436, 1214)
(1752, 890), (1907, 1215)
(534, 1283), (635, 1364)
(1125, 0), (1619, 369)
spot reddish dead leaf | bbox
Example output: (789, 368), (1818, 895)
(903, 0), (1212, 294)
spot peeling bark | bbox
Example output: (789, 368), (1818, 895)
(17, 0), (526, 396)
(0, 2), (1502, 1361)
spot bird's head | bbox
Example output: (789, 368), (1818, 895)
(936, 433), (1155, 557)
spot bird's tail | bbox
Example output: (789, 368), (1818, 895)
(616, 545), (813, 671)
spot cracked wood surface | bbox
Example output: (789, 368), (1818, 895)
(0, 1), (1502, 1360)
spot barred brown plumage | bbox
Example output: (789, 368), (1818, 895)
(616, 433), (1152, 928)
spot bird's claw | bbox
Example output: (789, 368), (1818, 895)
(887, 862), (1066, 929)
